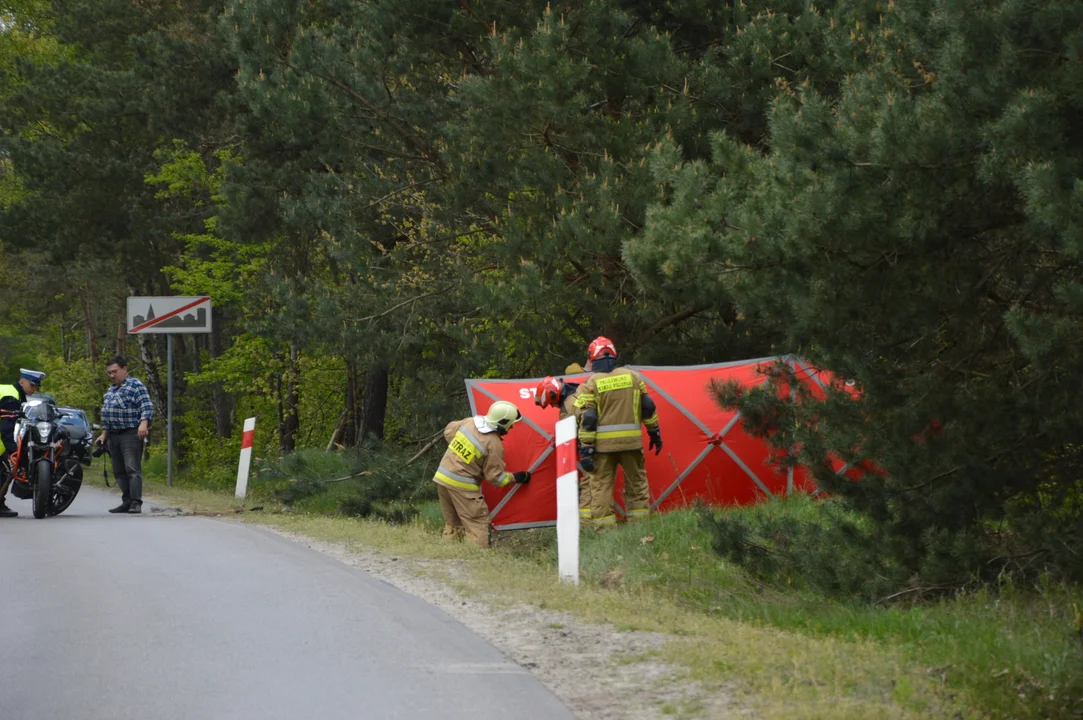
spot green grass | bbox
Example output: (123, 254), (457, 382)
(123, 455), (1083, 719)
(571, 508), (1083, 719)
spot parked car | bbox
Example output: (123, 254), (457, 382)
(57, 407), (95, 464)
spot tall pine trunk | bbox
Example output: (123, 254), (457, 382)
(209, 322), (232, 439)
(278, 342), (300, 453)
(341, 358), (364, 447)
(136, 332), (167, 422)
(361, 365), (388, 442)
(59, 311), (68, 363)
(80, 285), (97, 359)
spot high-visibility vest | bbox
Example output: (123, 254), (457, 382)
(0, 384), (21, 455)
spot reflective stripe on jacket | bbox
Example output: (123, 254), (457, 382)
(574, 368), (659, 453)
(560, 388), (583, 421)
(432, 417), (514, 492)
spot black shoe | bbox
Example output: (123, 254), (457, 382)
(109, 503), (131, 514)
(128, 503), (142, 514)
(0, 502), (17, 518)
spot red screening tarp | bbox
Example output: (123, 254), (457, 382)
(465, 356), (835, 530)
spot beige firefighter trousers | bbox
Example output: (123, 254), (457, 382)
(590, 450), (650, 527)
(437, 484), (491, 548)
(579, 469), (593, 523)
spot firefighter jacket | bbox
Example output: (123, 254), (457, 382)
(432, 416), (514, 492)
(575, 367), (659, 453)
(0, 383), (25, 455)
(559, 383), (583, 421)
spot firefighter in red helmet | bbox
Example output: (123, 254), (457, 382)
(534, 374), (593, 523)
(574, 337), (662, 528)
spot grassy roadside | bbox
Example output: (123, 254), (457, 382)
(97, 458), (1083, 719)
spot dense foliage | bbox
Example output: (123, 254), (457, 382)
(3, 0), (1082, 590)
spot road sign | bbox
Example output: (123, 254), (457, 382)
(127, 296), (212, 334)
(126, 295), (213, 487)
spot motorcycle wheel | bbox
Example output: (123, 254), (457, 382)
(32, 460), (52, 519)
(49, 485), (80, 516)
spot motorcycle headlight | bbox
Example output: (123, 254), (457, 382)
(36, 422), (52, 438)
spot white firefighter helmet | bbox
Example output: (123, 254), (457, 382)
(484, 401), (522, 433)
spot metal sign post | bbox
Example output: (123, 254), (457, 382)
(167, 335), (174, 486)
(127, 296), (212, 487)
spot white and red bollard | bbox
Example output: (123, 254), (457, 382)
(555, 415), (580, 585)
(234, 417), (256, 500)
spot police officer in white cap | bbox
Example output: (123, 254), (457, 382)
(0, 368), (47, 517)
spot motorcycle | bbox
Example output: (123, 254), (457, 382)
(8, 401), (84, 518)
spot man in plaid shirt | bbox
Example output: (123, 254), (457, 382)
(95, 355), (155, 514)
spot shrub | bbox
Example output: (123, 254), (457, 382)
(253, 440), (437, 522)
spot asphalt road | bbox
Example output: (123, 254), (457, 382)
(0, 487), (572, 720)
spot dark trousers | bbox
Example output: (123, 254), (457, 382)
(0, 452), (11, 499)
(109, 430), (143, 505)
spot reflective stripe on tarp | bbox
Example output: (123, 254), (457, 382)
(489, 444), (553, 520)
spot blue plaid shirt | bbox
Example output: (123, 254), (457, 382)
(101, 377), (155, 431)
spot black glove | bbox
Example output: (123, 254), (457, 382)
(648, 430), (663, 455)
(578, 446), (595, 473)
(513, 471), (531, 485)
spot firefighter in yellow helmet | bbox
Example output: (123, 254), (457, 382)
(432, 400), (529, 547)
(534, 375), (593, 523)
(575, 337), (662, 528)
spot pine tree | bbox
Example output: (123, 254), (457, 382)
(630, 0), (1083, 586)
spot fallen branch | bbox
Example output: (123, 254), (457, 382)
(323, 471), (373, 485)
(406, 430), (445, 467)
(286, 470), (373, 486)
(406, 430), (448, 499)
(985, 548), (1046, 565)
(875, 584), (955, 605)
(325, 410), (348, 452)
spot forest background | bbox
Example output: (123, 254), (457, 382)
(3, 0), (1083, 614)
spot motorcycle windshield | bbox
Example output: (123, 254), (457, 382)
(26, 402), (57, 423)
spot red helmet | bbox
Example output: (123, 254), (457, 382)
(534, 376), (563, 408)
(586, 336), (618, 362)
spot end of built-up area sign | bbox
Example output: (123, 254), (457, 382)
(127, 296), (212, 334)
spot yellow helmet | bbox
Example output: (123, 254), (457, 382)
(485, 401), (522, 434)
